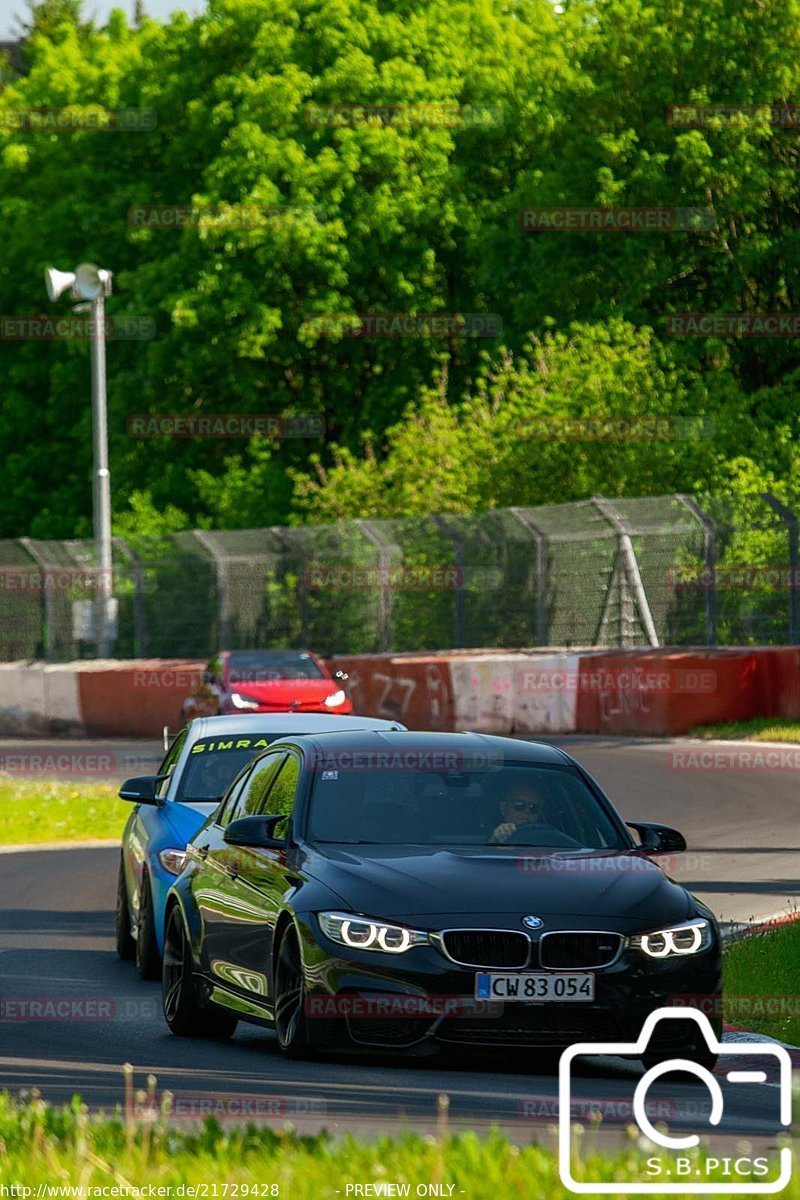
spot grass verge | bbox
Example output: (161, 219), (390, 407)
(0, 1092), (794, 1197)
(688, 716), (800, 741)
(724, 917), (800, 1042)
(0, 779), (126, 846)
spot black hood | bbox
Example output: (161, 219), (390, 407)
(302, 845), (694, 929)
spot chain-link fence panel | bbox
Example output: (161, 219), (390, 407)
(284, 521), (389, 655)
(595, 495), (710, 646)
(130, 532), (218, 658)
(10, 490), (800, 660)
(513, 501), (617, 647)
(695, 492), (796, 646)
(0, 540), (42, 659)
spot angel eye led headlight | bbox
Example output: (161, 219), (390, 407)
(318, 912), (429, 954)
(629, 918), (712, 959)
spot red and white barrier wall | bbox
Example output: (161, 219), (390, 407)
(0, 660), (203, 737)
(330, 647), (800, 736)
(0, 648), (799, 737)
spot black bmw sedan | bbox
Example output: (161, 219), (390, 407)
(162, 730), (721, 1064)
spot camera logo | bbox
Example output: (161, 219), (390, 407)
(559, 1008), (792, 1193)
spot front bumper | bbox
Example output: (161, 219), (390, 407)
(299, 927), (723, 1053)
(219, 699), (354, 716)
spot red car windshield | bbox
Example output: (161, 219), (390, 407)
(226, 650), (326, 683)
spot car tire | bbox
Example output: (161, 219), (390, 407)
(162, 905), (238, 1039)
(135, 870), (163, 981)
(115, 855), (135, 961)
(274, 925), (311, 1058)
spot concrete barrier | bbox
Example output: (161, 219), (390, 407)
(330, 654), (455, 730)
(77, 660), (204, 737)
(0, 647), (798, 738)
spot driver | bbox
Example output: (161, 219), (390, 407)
(489, 780), (548, 844)
(193, 755), (233, 801)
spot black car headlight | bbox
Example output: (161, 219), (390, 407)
(628, 917), (713, 959)
(318, 912), (429, 954)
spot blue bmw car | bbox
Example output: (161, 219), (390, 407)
(116, 712), (406, 978)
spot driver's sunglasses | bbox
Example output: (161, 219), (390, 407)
(510, 799), (543, 813)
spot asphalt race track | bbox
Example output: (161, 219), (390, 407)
(0, 736), (795, 1145)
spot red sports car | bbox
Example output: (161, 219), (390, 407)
(181, 649), (352, 723)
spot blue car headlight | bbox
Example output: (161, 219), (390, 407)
(158, 848), (187, 876)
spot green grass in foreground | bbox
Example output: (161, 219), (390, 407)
(724, 917), (800, 1043)
(0, 1093), (795, 1198)
(688, 716), (800, 741)
(0, 779), (126, 846)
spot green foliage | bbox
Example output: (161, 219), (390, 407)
(0, 779), (124, 845)
(292, 321), (727, 521)
(724, 918), (800, 1044)
(0, 0), (799, 538)
(2, 1091), (800, 1196)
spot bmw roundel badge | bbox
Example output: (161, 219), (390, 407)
(522, 915), (544, 930)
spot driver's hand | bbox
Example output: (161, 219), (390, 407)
(490, 822), (517, 844)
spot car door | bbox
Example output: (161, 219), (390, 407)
(192, 750), (288, 992)
(209, 751), (303, 1010)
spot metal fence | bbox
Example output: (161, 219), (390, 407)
(1, 491), (798, 660)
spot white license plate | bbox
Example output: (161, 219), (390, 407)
(474, 971), (595, 1002)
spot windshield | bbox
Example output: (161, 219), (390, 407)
(175, 735), (279, 802)
(227, 650), (326, 682)
(306, 764), (627, 850)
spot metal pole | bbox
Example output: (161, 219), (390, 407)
(356, 519), (397, 652)
(677, 494), (717, 646)
(91, 294), (113, 657)
(762, 493), (800, 645)
(592, 495), (660, 648)
(509, 507), (549, 645)
(432, 515), (465, 648)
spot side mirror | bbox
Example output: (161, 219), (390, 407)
(223, 813), (286, 849)
(627, 820), (687, 855)
(119, 775), (168, 805)
(333, 669), (349, 683)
